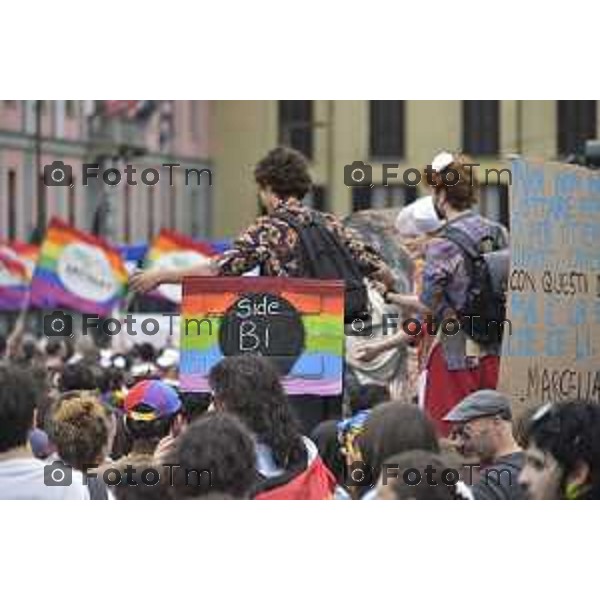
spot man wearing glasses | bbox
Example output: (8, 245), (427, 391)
(444, 389), (525, 500)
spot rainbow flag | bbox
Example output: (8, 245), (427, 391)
(180, 277), (345, 396)
(0, 247), (30, 310)
(30, 218), (128, 316)
(10, 241), (39, 277)
(145, 230), (216, 304)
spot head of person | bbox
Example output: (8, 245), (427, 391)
(395, 195), (443, 256)
(351, 403), (439, 496)
(47, 392), (111, 471)
(0, 365), (41, 455)
(123, 379), (183, 453)
(111, 459), (169, 500)
(348, 384), (390, 416)
(444, 390), (517, 465)
(376, 450), (469, 500)
(519, 402), (600, 500)
(208, 355), (305, 470)
(45, 339), (66, 371)
(59, 362), (101, 393)
(254, 146), (312, 212)
(426, 151), (479, 221)
(167, 413), (257, 499)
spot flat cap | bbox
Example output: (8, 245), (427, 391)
(443, 389), (512, 423)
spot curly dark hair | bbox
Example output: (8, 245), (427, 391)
(167, 413), (257, 499)
(47, 393), (110, 471)
(0, 365), (41, 453)
(208, 355), (305, 470)
(59, 362), (101, 393)
(526, 401), (600, 500)
(254, 146), (312, 200)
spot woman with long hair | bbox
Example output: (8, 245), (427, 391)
(208, 355), (336, 499)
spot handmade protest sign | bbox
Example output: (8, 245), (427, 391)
(498, 159), (600, 417)
(30, 218), (127, 316)
(180, 277), (345, 396)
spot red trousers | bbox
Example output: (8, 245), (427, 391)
(423, 344), (500, 438)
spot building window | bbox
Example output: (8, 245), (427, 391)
(304, 185), (327, 211)
(65, 100), (75, 118)
(169, 182), (177, 229)
(462, 101), (500, 156)
(147, 186), (155, 240)
(278, 101), (313, 159)
(352, 184), (417, 212)
(37, 173), (47, 229)
(479, 184), (509, 229)
(8, 169), (17, 240)
(68, 177), (76, 226)
(189, 102), (200, 139)
(369, 101), (405, 160)
(557, 100), (597, 157)
(124, 186), (131, 243)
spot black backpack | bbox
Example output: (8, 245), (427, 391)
(442, 223), (509, 346)
(274, 211), (369, 323)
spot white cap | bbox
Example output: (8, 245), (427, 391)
(431, 151), (454, 173)
(395, 195), (442, 238)
(157, 348), (180, 369)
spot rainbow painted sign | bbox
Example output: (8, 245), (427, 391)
(180, 277), (345, 396)
(30, 218), (128, 316)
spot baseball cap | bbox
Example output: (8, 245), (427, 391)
(443, 390), (512, 423)
(124, 380), (182, 422)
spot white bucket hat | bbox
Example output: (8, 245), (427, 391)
(395, 195), (442, 238)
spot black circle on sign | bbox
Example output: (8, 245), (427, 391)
(218, 293), (305, 376)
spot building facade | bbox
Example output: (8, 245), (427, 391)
(2, 100), (599, 243)
(0, 100), (212, 244)
(212, 100), (600, 237)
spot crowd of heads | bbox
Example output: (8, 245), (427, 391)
(2, 332), (600, 501)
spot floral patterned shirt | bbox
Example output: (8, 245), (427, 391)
(216, 198), (385, 277)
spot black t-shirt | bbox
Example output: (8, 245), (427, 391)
(472, 452), (525, 500)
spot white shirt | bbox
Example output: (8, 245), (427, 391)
(0, 457), (90, 500)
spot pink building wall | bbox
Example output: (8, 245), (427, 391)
(0, 100), (212, 243)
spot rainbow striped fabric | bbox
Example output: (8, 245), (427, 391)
(180, 277), (345, 396)
(145, 230), (216, 304)
(0, 247), (30, 310)
(30, 218), (128, 316)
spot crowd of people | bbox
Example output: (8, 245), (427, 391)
(1, 145), (598, 500)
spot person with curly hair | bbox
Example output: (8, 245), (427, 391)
(131, 146), (393, 433)
(165, 413), (257, 500)
(48, 392), (114, 500)
(208, 355), (336, 499)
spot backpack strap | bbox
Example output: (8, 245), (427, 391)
(442, 225), (481, 262)
(272, 210), (319, 276)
